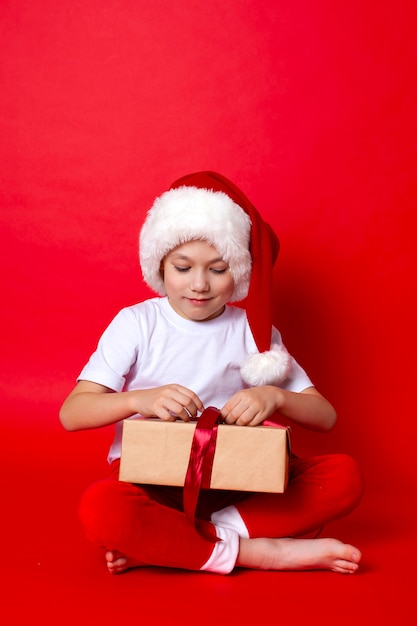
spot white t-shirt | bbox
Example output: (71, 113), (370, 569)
(78, 297), (313, 462)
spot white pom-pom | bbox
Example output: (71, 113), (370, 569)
(240, 344), (291, 386)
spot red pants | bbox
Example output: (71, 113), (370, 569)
(79, 453), (363, 573)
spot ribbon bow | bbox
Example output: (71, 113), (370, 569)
(183, 406), (223, 542)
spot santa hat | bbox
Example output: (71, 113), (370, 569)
(139, 171), (290, 386)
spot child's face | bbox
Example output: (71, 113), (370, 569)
(162, 240), (235, 322)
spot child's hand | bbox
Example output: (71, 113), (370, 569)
(221, 386), (280, 426)
(133, 384), (204, 422)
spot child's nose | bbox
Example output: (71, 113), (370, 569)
(191, 271), (210, 291)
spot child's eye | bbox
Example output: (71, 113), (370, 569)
(211, 268), (227, 275)
(174, 266), (190, 273)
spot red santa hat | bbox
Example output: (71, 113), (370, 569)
(139, 171), (290, 386)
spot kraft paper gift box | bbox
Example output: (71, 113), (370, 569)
(119, 418), (290, 493)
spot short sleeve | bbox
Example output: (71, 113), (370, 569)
(77, 308), (139, 392)
(271, 326), (313, 392)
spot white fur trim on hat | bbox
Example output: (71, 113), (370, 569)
(240, 344), (291, 386)
(139, 186), (252, 302)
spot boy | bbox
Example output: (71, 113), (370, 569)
(60, 171), (363, 574)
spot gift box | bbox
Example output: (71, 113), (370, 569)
(119, 417), (290, 493)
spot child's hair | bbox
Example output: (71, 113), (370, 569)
(139, 171), (290, 387)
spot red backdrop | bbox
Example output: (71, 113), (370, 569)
(1, 1), (416, 624)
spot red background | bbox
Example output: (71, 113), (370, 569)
(1, 1), (416, 624)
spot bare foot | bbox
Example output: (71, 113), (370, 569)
(236, 537), (362, 574)
(105, 550), (144, 575)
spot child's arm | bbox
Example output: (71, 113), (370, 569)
(59, 380), (204, 431)
(221, 385), (336, 432)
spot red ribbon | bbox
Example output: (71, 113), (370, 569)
(183, 406), (223, 542)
